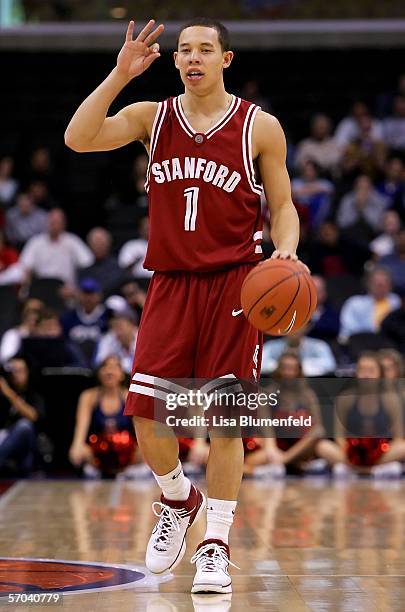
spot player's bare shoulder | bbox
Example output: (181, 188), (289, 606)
(252, 110), (287, 160)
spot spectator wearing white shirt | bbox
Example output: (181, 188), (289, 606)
(5, 193), (47, 249)
(335, 101), (384, 148)
(20, 208), (94, 287)
(336, 175), (389, 234)
(294, 114), (342, 173)
(118, 216), (152, 279)
(94, 307), (138, 375)
(370, 210), (401, 259)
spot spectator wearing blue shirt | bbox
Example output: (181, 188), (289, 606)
(308, 276), (340, 341)
(261, 325), (337, 377)
(61, 278), (108, 365)
(339, 268), (400, 342)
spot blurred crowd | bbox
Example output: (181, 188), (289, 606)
(0, 74), (404, 479)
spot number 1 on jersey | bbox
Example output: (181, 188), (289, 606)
(184, 187), (199, 231)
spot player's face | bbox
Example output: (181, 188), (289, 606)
(174, 26), (233, 92)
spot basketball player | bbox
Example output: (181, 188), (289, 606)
(65, 18), (303, 594)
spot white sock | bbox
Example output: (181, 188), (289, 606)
(153, 460), (191, 501)
(204, 498), (237, 544)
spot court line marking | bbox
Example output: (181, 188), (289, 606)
(0, 481), (25, 509)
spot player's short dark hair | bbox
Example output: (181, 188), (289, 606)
(177, 18), (230, 52)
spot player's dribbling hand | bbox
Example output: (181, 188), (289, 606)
(271, 250), (310, 274)
(116, 20), (164, 80)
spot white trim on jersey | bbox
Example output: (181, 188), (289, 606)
(131, 372), (190, 395)
(242, 104), (263, 196)
(173, 96), (194, 137)
(205, 96), (241, 139)
(247, 105), (263, 192)
(200, 374), (238, 395)
(253, 230), (263, 241)
(128, 383), (169, 402)
(175, 94), (239, 139)
(255, 245), (263, 254)
(145, 100), (168, 193)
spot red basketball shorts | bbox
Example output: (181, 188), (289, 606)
(124, 264), (263, 420)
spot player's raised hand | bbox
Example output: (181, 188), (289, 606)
(116, 20), (164, 80)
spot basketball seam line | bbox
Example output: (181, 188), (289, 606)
(246, 271), (300, 320)
(264, 274), (301, 333)
(241, 264), (304, 291)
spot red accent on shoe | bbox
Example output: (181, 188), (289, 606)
(160, 484), (204, 526)
(195, 539), (230, 559)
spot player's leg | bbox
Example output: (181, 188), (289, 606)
(124, 272), (206, 573)
(191, 264), (262, 594)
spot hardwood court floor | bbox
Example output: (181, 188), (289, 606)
(1, 477), (405, 611)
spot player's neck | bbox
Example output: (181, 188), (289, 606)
(182, 84), (230, 118)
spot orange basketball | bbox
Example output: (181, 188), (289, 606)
(240, 259), (317, 335)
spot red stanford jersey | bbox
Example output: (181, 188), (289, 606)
(143, 95), (264, 272)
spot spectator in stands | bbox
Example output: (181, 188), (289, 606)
(0, 229), (23, 286)
(336, 175), (388, 235)
(379, 230), (405, 292)
(241, 80), (270, 112)
(294, 113), (342, 174)
(61, 278), (108, 365)
(307, 221), (351, 277)
(0, 156), (18, 208)
(369, 210), (401, 259)
(27, 180), (57, 211)
(69, 355), (137, 478)
(339, 267), (400, 342)
(94, 308), (138, 375)
(0, 299), (43, 364)
(342, 113), (386, 178)
(0, 357), (44, 476)
(26, 147), (55, 193)
(332, 352), (405, 478)
(376, 158), (404, 206)
(335, 101), (383, 148)
(261, 324), (336, 376)
(291, 160), (334, 229)
(19, 208), (93, 289)
(244, 352), (333, 477)
(118, 215), (152, 280)
(383, 95), (405, 152)
(79, 227), (124, 296)
(379, 348), (404, 382)
(307, 275), (340, 341)
(5, 192), (47, 249)
(21, 308), (87, 369)
(120, 279), (147, 322)
(380, 287), (405, 353)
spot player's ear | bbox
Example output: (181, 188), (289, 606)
(223, 50), (234, 70)
(173, 51), (179, 69)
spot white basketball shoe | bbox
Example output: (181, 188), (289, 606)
(146, 483), (206, 574)
(191, 539), (239, 594)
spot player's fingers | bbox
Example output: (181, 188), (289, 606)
(144, 24), (165, 46)
(270, 250), (280, 259)
(143, 51), (161, 68)
(125, 20), (135, 42)
(135, 19), (156, 42)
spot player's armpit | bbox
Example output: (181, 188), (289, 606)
(72, 101), (158, 152)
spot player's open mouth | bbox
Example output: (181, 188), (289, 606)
(186, 71), (204, 81)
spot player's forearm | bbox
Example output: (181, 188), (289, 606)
(269, 201), (300, 253)
(64, 67), (130, 150)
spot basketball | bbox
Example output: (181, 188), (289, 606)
(240, 259), (317, 335)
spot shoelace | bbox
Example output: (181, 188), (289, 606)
(151, 502), (190, 551)
(190, 543), (240, 572)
